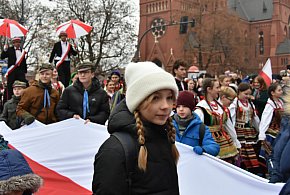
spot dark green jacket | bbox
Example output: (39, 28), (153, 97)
(0, 95), (22, 130)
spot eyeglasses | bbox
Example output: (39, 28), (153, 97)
(226, 97), (235, 102)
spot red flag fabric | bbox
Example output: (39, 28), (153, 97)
(259, 58), (272, 86)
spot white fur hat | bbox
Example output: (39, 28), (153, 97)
(125, 62), (178, 113)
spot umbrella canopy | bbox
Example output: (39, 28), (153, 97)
(0, 19), (28, 38)
(56, 20), (93, 38)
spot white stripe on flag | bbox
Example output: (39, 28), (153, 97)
(0, 119), (284, 194)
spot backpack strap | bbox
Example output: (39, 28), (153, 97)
(199, 123), (205, 146)
(112, 132), (137, 195)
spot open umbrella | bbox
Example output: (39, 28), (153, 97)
(0, 19), (28, 38)
(56, 19), (93, 38)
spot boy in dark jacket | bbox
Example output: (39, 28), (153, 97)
(0, 80), (26, 129)
(173, 91), (220, 156)
(56, 62), (110, 125)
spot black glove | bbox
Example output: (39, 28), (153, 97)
(24, 115), (35, 125)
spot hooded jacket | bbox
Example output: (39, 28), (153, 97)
(56, 78), (110, 125)
(92, 100), (179, 195)
(0, 149), (42, 194)
(173, 112), (220, 156)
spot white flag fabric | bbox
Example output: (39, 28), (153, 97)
(0, 119), (284, 195)
(259, 58), (272, 86)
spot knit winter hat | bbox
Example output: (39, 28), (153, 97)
(125, 62), (178, 113)
(176, 91), (195, 111)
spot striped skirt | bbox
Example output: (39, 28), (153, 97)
(208, 125), (238, 160)
(235, 122), (259, 169)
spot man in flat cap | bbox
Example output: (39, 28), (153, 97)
(1, 37), (28, 100)
(56, 62), (110, 125)
(0, 80), (26, 129)
(49, 31), (77, 88)
(16, 63), (60, 125)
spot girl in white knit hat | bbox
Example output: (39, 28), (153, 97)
(92, 62), (180, 194)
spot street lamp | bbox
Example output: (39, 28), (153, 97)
(132, 20), (195, 62)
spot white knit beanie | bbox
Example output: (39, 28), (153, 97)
(125, 62), (178, 113)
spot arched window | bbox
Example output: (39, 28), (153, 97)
(259, 31), (264, 55)
(152, 59), (163, 67)
(284, 26), (287, 37)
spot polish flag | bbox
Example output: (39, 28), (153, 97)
(259, 58), (272, 86)
(0, 119), (283, 195)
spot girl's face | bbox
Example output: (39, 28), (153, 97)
(207, 81), (220, 99)
(221, 77), (231, 87)
(253, 79), (261, 89)
(187, 80), (195, 90)
(52, 69), (58, 79)
(107, 81), (115, 92)
(271, 85), (283, 98)
(239, 89), (252, 101)
(220, 95), (234, 107)
(139, 89), (174, 125)
(176, 105), (192, 119)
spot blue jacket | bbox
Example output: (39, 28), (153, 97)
(173, 112), (220, 156)
(0, 149), (43, 194)
(269, 115), (290, 183)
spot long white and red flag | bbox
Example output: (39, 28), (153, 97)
(259, 58), (272, 86)
(0, 119), (284, 195)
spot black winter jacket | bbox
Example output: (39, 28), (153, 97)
(56, 78), (110, 125)
(92, 100), (179, 195)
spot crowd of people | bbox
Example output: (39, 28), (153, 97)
(0, 34), (289, 194)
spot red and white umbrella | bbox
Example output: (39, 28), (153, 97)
(56, 19), (93, 38)
(0, 18), (28, 38)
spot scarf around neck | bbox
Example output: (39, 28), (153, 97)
(174, 114), (194, 135)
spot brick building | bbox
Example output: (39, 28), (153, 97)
(138, 0), (290, 75)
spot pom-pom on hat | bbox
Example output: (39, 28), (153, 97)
(125, 62), (178, 113)
(176, 91), (195, 111)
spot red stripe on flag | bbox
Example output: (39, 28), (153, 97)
(259, 71), (271, 87)
(9, 145), (91, 195)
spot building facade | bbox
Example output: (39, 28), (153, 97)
(138, 0), (290, 75)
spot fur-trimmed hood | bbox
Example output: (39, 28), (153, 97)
(0, 149), (43, 194)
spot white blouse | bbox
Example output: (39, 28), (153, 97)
(230, 98), (260, 132)
(195, 100), (241, 148)
(258, 98), (283, 140)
